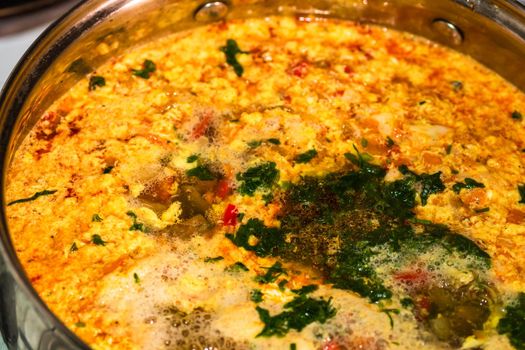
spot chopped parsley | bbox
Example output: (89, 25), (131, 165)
(102, 165), (114, 174)
(88, 76), (105, 91)
(226, 218), (286, 257)
(204, 256), (224, 263)
(236, 162), (279, 196)
(498, 293), (525, 350)
(398, 165), (445, 205)
(91, 234), (106, 246)
(186, 154), (199, 163)
(186, 164), (216, 181)
(445, 144), (453, 154)
(511, 110), (523, 121)
(518, 184), (525, 204)
(451, 80), (463, 91)
(225, 262), (249, 272)
(255, 262), (287, 284)
(133, 273), (140, 284)
(92, 214), (103, 222)
(291, 284), (318, 296)
(452, 178), (485, 194)
(256, 295), (336, 337)
(361, 138), (368, 147)
(7, 189), (57, 206)
(220, 39), (249, 77)
(132, 59), (156, 79)
(250, 289), (264, 303)
(127, 211), (147, 232)
(386, 136), (395, 148)
(294, 149), (318, 164)
(381, 308), (400, 329)
(74, 321), (86, 328)
(67, 59), (92, 75)
(70, 242), (78, 252)
(247, 138), (281, 149)
(474, 207), (490, 213)
(267, 138), (281, 145)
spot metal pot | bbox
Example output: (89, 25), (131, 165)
(0, 0), (524, 349)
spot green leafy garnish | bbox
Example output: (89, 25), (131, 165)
(225, 262), (249, 272)
(70, 242), (78, 252)
(256, 295), (336, 337)
(67, 59), (92, 75)
(133, 273), (140, 284)
(92, 214), (103, 222)
(250, 289), (264, 303)
(498, 293), (525, 350)
(74, 321), (86, 328)
(474, 207), (490, 213)
(236, 162), (279, 196)
(381, 308), (400, 329)
(451, 80), (463, 91)
(511, 110), (523, 121)
(255, 262), (287, 284)
(294, 149), (318, 164)
(361, 138), (368, 147)
(102, 165), (114, 174)
(186, 154), (199, 163)
(220, 39), (249, 77)
(127, 211), (147, 232)
(247, 140), (263, 148)
(7, 189), (57, 206)
(398, 165), (445, 205)
(91, 234), (106, 246)
(446, 144), (453, 154)
(386, 136), (395, 148)
(186, 164), (216, 180)
(518, 184), (525, 204)
(204, 256), (224, 263)
(291, 284), (318, 296)
(132, 59), (156, 79)
(267, 138), (281, 145)
(88, 76), (105, 91)
(452, 178), (485, 194)
(226, 218), (286, 257)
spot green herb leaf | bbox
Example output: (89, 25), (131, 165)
(250, 289), (264, 303)
(452, 178), (485, 194)
(361, 138), (368, 148)
(89, 75), (106, 91)
(92, 214), (103, 222)
(220, 39), (249, 77)
(511, 110), (523, 121)
(236, 162), (279, 196)
(451, 80), (463, 92)
(247, 140), (263, 148)
(386, 136), (395, 148)
(256, 295), (336, 337)
(226, 218), (286, 257)
(7, 189), (57, 206)
(186, 154), (199, 163)
(91, 234), (106, 246)
(67, 59), (92, 75)
(133, 273), (140, 284)
(474, 207), (490, 213)
(267, 138), (281, 145)
(225, 262), (249, 272)
(70, 242), (78, 252)
(255, 262), (287, 284)
(74, 321), (86, 328)
(518, 184), (525, 204)
(186, 164), (216, 181)
(102, 165), (114, 174)
(132, 59), (156, 79)
(446, 144), (453, 154)
(204, 256), (224, 263)
(291, 284), (318, 296)
(498, 293), (525, 350)
(398, 165), (445, 206)
(381, 308), (400, 329)
(294, 149), (318, 164)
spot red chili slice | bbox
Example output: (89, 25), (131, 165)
(223, 204), (238, 226)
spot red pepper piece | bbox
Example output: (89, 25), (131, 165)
(223, 204), (238, 226)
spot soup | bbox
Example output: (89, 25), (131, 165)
(6, 16), (525, 350)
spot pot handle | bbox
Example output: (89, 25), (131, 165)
(0, 269), (18, 350)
